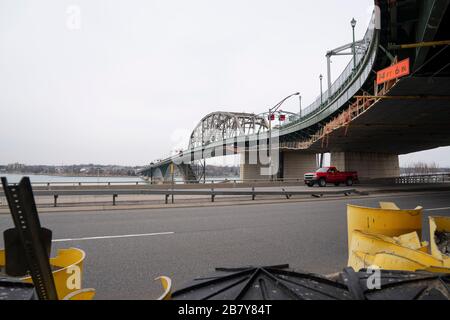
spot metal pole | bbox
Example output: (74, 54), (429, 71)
(299, 94), (302, 119)
(268, 108), (272, 181)
(351, 18), (357, 70)
(267, 92), (300, 181)
(170, 163), (174, 203)
(352, 27), (356, 69)
(326, 56), (332, 92)
(203, 158), (206, 184)
(320, 75), (323, 104)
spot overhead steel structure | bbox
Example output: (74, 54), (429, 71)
(188, 112), (269, 149)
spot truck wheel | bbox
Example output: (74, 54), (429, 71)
(318, 178), (326, 188)
(346, 178), (353, 186)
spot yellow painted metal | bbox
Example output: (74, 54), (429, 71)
(352, 250), (429, 272)
(0, 247), (88, 300)
(0, 249), (4, 266)
(354, 95), (450, 100)
(347, 203), (422, 251)
(390, 40), (450, 50)
(155, 276), (172, 300)
(22, 248), (86, 299)
(348, 230), (450, 273)
(379, 202), (400, 210)
(393, 232), (424, 250)
(62, 288), (96, 300)
(429, 216), (450, 266)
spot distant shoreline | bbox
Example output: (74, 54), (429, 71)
(2, 172), (138, 178)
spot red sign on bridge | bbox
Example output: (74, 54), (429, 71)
(376, 58), (410, 85)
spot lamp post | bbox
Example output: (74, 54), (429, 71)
(299, 94), (302, 119)
(351, 18), (357, 70)
(268, 92), (300, 180)
(319, 74), (323, 104)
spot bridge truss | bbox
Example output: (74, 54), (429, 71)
(188, 112), (269, 149)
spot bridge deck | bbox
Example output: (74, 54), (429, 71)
(308, 77), (450, 154)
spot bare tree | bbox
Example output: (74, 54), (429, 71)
(402, 162), (440, 176)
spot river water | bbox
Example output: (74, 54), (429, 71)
(0, 173), (142, 184)
(0, 173), (239, 185)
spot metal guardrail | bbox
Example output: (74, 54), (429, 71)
(20, 177), (310, 187)
(369, 174), (450, 185)
(0, 187), (357, 207)
(152, 177), (311, 185)
(29, 180), (146, 187)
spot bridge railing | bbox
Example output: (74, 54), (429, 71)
(0, 187), (357, 207)
(368, 173), (450, 185)
(153, 177), (309, 185)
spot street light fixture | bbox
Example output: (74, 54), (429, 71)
(351, 18), (357, 70)
(268, 92), (300, 180)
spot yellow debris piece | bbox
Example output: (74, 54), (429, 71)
(393, 231), (424, 250)
(379, 202), (401, 210)
(155, 276), (172, 300)
(347, 202), (450, 273)
(347, 203), (422, 251)
(348, 230), (450, 273)
(62, 288), (96, 300)
(0, 247), (93, 300)
(0, 249), (4, 267)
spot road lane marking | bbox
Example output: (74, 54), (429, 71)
(425, 207), (450, 212)
(52, 231), (175, 242)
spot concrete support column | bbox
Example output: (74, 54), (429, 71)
(240, 151), (267, 181)
(240, 151), (318, 181)
(331, 152), (400, 181)
(282, 152), (317, 180)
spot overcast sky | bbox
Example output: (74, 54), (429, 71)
(1, 0), (449, 167)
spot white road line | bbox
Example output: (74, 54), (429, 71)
(425, 207), (450, 212)
(52, 231), (175, 242)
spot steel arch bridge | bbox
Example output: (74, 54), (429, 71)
(188, 112), (269, 149)
(139, 0), (450, 183)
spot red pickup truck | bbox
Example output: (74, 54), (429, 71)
(304, 166), (358, 187)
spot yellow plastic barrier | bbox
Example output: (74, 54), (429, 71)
(155, 276), (172, 300)
(429, 216), (450, 267)
(348, 230), (450, 272)
(393, 231), (428, 251)
(62, 288), (96, 300)
(347, 203), (422, 251)
(0, 247), (89, 300)
(0, 249), (4, 267)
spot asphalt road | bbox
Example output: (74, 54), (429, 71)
(1, 191), (450, 300)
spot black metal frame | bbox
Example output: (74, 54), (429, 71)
(1, 177), (58, 300)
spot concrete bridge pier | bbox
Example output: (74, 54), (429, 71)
(240, 151), (317, 181)
(331, 152), (400, 181)
(281, 151), (317, 180)
(239, 151), (267, 181)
